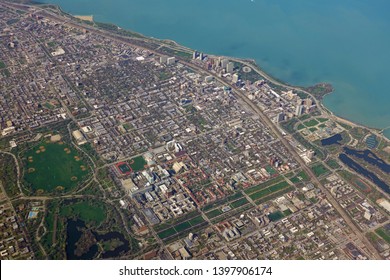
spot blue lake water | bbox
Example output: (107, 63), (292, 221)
(384, 129), (390, 139)
(339, 154), (390, 194)
(40, 0), (390, 136)
(321, 134), (342, 146)
(344, 147), (390, 173)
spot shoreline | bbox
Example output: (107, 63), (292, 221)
(73, 15), (93, 22)
(7, 0), (390, 144)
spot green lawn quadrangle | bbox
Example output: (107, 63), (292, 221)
(303, 119), (319, 127)
(157, 227), (177, 239)
(249, 181), (289, 201)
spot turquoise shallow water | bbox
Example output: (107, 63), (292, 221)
(40, 0), (390, 136)
(384, 129), (390, 139)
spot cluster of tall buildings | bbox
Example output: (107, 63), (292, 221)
(160, 56), (176, 65)
(295, 98), (315, 116)
(192, 52), (235, 74)
(192, 51), (205, 61)
(217, 58), (234, 74)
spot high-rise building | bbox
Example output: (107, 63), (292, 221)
(192, 51), (198, 60)
(226, 62), (234, 73)
(306, 150), (315, 159)
(275, 112), (285, 123)
(205, 76), (214, 83)
(221, 58), (229, 68)
(295, 105), (304, 116)
(305, 98), (313, 107)
(216, 57), (221, 67)
(232, 74), (239, 83)
(166, 57), (176, 65)
(160, 56), (168, 64)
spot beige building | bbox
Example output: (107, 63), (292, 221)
(72, 130), (87, 145)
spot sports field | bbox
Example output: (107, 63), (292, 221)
(24, 142), (89, 193)
(129, 156), (147, 172)
(268, 211), (284, 222)
(116, 162), (132, 175)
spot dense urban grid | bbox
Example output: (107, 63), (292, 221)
(0, 1), (389, 260)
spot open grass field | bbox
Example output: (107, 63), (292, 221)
(41, 210), (56, 249)
(326, 159), (341, 169)
(304, 119), (319, 127)
(157, 227), (177, 239)
(254, 186), (295, 205)
(157, 215), (205, 239)
(206, 209), (223, 219)
(123, 123), (133, 131)
(268, 209), (293, 222)
(245, 176), (284, 195)
(290, 170), (309, 183)
(265, 166), (277, 175)
(153, 211), (199, 232)
(201, 192), (243, 211)
(41, 200), (62, 250)
(174, 221), (192, 232)
(188, 216), (205, 226)
(249, 181), (289, 201)
(60, 201), (106, 224)
(353, 179), (371, 193)
(317, 118), (328, 123)
(129, 156), (147, 172)
(230, 197), (249, 209)
(311, 163), (330, 177)
(268, 211), (284, 222)
(0, 153), (19, 198)
(375, 227), (390, 244)
(299, 114), (310, 121)
(24, 142), (89, 193)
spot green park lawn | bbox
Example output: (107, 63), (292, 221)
(304, 119), (319, 127)
(290, 170), (309, 183)
(311, 163), (330, 177)
(24, 142), (89, 193)
(60, 201), (106, 224)
(375, 227), (390, 244)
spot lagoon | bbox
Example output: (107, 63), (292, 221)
(339, 154), (390, 194)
